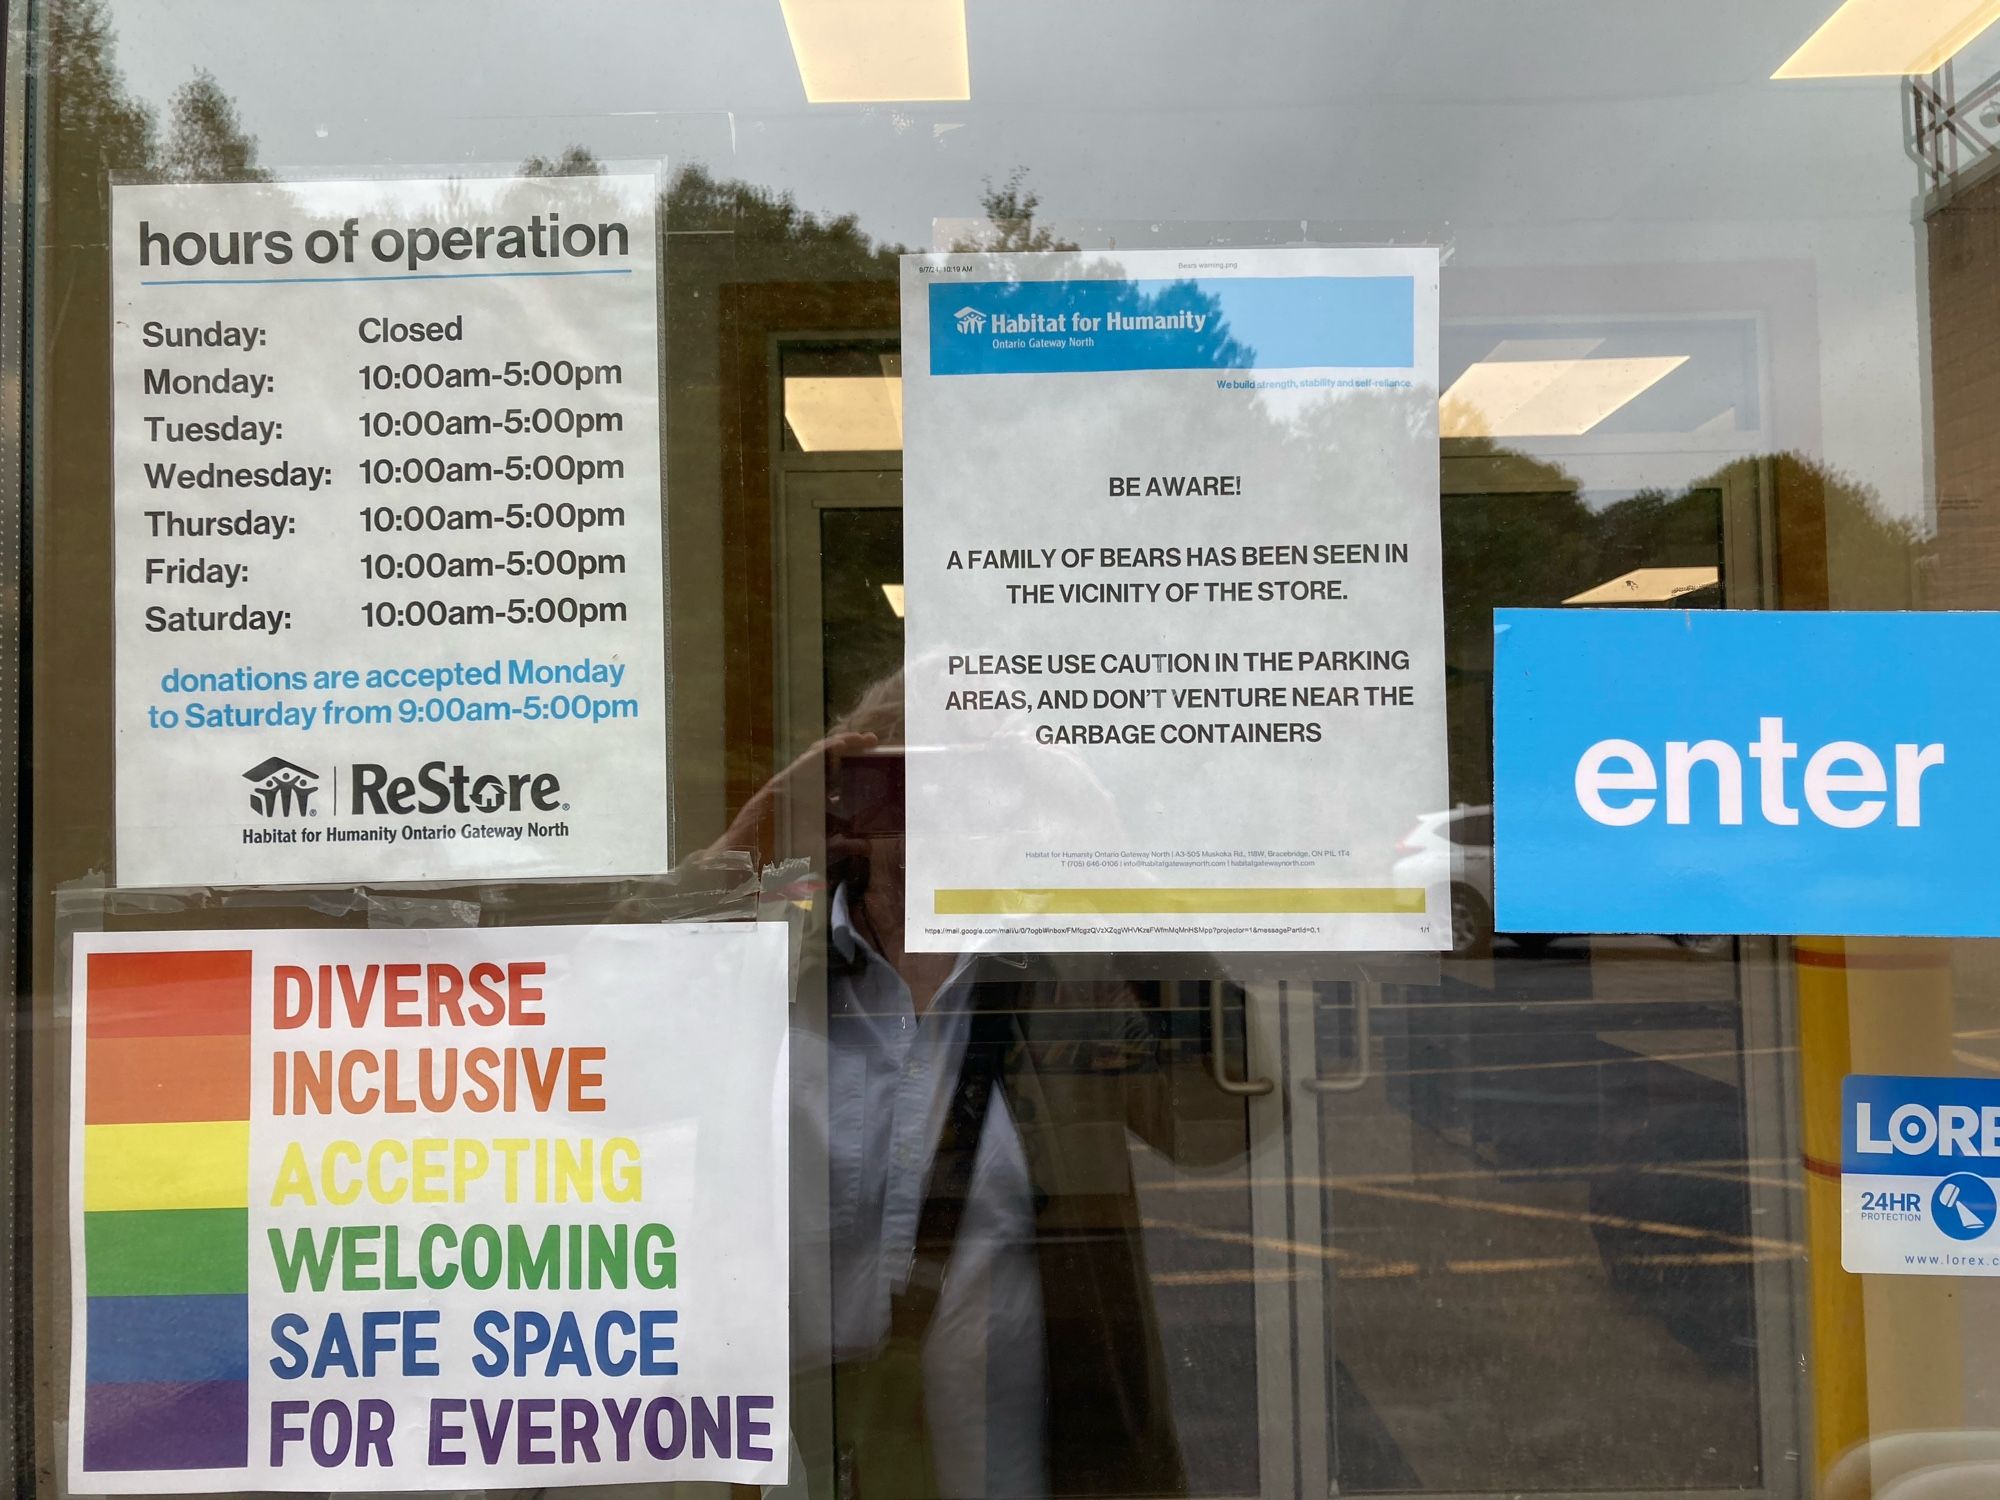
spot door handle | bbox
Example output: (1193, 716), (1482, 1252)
(1208, 984), (1275, 1097)
(1304, 980), (1373, 1095)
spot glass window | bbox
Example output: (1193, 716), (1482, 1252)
(7, 3), (1999, 1498)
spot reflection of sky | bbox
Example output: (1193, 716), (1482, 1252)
(109, 0), (1943, 522)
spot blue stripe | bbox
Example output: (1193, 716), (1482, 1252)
(86, 1293), (247, 1383)
(141, 268), (633, 287)
(929, 276), (1414, 375)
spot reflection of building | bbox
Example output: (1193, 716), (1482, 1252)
(241, 757), (319, 817)
(1919, 68), (2000, 608)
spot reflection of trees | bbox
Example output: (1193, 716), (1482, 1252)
(1712, 451), (1929, 611)
(157, 69), (267, 184)
(520, 146), (603, 181)
(47, 0), (271, 327)
(45, 0), (273, 561)
(524, 145), (1087, 285)
(666, 163), (901, 275)
(525, 145), (901, 279)
(950, 168), (1080, 253)
(1440, 441), (1931, 805)
(1439, 443), (1725, 805)
(51, 1), (266, 187)
(48, 0), (152, 182)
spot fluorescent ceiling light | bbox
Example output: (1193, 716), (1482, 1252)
(780, 0), (970, 103)
(1774, 0), (2000, 78)
(1564, 567), (1721, 605)
(783, 374), (904, 451)
(880, 583), (907, 618)
(1441, 345), (1689, 438)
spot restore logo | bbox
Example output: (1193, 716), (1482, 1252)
(350, 761), (564, 817)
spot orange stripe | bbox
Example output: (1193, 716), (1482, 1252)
(87, 950), (251, 1039)
(1802, 1152), (1843, 1181)
(85, 1033), (250, 1124)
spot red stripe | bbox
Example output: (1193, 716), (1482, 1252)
(87, 950), (252, 1039)
(1793, 945), (1953, 973)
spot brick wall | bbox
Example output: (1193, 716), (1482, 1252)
(1927, 161), (2000, 608)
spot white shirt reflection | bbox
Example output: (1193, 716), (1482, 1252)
(804, 882), (1048, 1498)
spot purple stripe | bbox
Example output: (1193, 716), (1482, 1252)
(83, 1380), (247, 1471)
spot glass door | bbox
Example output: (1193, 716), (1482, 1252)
(778, 435), (1280, 1498)
(1285, 462), (1807, 1498)
(771, 348), (1809, 1500)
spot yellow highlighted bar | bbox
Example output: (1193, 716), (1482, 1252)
(84, 1120), (250, 1212)
(935, 887), (1426, 916)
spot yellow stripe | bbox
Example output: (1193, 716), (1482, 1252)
(935, 887), (1426, 916)
(83, 1121), (250, 1212)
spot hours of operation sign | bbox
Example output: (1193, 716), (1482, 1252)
(112, 174), (670, 887)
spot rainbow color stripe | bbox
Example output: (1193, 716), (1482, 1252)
(81, 949), (251, 1472)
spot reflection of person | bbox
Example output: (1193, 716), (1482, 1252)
(717, 674), (1244, 1499)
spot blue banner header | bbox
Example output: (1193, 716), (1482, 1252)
(927, 275), (1415, 375)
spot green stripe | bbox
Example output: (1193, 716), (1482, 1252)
(85, 1209), (247, 1296)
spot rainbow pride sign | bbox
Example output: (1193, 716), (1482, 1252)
(68, 924), (789, 1492)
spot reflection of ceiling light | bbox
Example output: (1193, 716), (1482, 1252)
(1486, 337), (1605, 362)
(1441, 352), (1689, 438)
(881, 583), (907, 618)
(780, 0), (971, 103)
(783, 375), (904, 452)
(1774, 0), (2000, 78)
(1564, 567), (1721, 605)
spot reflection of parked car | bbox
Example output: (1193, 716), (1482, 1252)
(1392, 805), (1500, 955)
(1393, 805), (1730, 957)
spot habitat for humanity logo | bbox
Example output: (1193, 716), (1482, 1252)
(242, 757), (318, 817)
(953, 305), (987, 334)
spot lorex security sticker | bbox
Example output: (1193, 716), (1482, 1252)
(1842, 1075), (2000, 1275)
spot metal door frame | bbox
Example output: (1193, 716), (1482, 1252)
(2, 0), (33, 1484)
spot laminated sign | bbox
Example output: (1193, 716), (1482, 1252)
(899, 247), (1448, 953)
(1843, 1074), (2000, 1277)
(111, 173), (670, 886)
(67, 924), (789, 1491)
